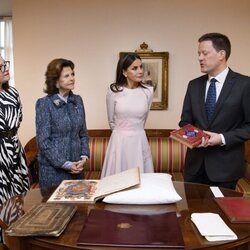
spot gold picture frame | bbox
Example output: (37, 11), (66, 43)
(120, 46), (169, 110)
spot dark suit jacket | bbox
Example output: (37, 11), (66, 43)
(179, 69), (250, 182)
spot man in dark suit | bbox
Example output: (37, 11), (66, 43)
(179, 32), (250, 189)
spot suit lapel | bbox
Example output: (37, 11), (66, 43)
(198, 75), (209, 123)
(212, 69), (236, 122)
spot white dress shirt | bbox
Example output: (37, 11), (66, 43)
(205, 67), (229, 101)
(205, 67), (229, 145)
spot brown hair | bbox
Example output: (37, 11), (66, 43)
(198, 33), (231, 61)
(2, 81), (9, 91)
(44, 58), (74, 95)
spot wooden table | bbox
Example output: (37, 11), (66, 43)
(1, 182), (250, 250)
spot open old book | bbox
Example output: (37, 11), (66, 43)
(47, 167), (140, 203)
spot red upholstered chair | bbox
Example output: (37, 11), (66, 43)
(24, 137), (39, 188)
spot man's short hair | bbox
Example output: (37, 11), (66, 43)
(198, 33), (231, 60)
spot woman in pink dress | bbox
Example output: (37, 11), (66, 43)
(101, 53), (154, 178)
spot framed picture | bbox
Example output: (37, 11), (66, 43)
(120, 51), (169, 110)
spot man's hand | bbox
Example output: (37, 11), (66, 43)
(198, 131), (222, 147)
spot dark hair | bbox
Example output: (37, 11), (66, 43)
(2, 81), (9, 91)
(110, 53), (144, 92)
(198, 33), (231, 60)
(44, 58), (75, 95)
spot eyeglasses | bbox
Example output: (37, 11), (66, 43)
(0, 61), (10, 73)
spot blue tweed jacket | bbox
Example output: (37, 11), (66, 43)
(35, 92), (89, 188)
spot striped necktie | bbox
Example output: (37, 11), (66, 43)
(205, 78), (217, 122)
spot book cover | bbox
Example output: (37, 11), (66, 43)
(77, 209), (184, 248)
(47, 167), (140, 203)
(5, 203), (77, 237)
(170, 124), (209, 149)
(215, 197), (250, 223)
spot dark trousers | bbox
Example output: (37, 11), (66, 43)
(184, 163), (238, 190)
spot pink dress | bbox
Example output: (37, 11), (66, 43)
(101, 85), (154, 178)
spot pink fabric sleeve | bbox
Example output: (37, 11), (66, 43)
(106, 88), (116, 130)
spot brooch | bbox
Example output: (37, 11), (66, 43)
(53, 99), (61, 106)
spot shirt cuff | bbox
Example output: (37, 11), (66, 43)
(220, 134), (226, 145)
(81, 155), (89, 160)
(62, 161), (72, 170)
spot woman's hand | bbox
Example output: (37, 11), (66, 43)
(70, 161), (83, 174)
(70, 159), (87, 174)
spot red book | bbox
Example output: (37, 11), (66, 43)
(215, 197), (250, 223)
(77, 209), (184, 248)
(170, 124), (209, 149)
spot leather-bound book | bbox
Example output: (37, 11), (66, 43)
(215, 197), (250, 223)
(77, 209), (184, 248)
(5, 203), (77, 237)
(170, 124), (209, 149)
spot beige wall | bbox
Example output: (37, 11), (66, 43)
(12, 0), (250, 145)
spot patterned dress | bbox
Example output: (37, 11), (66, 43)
(0, 87), (30, 206)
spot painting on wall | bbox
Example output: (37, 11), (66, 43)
(120, 42), (169, 110)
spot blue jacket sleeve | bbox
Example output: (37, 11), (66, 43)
(77, 96), (90, 157)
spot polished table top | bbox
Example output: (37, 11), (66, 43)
(1, 182), (250, 250)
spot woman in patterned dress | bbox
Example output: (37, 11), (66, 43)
(0, 55), (30, 243)
(0, 55), (30, 206)
(101, 53), (154, 178)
